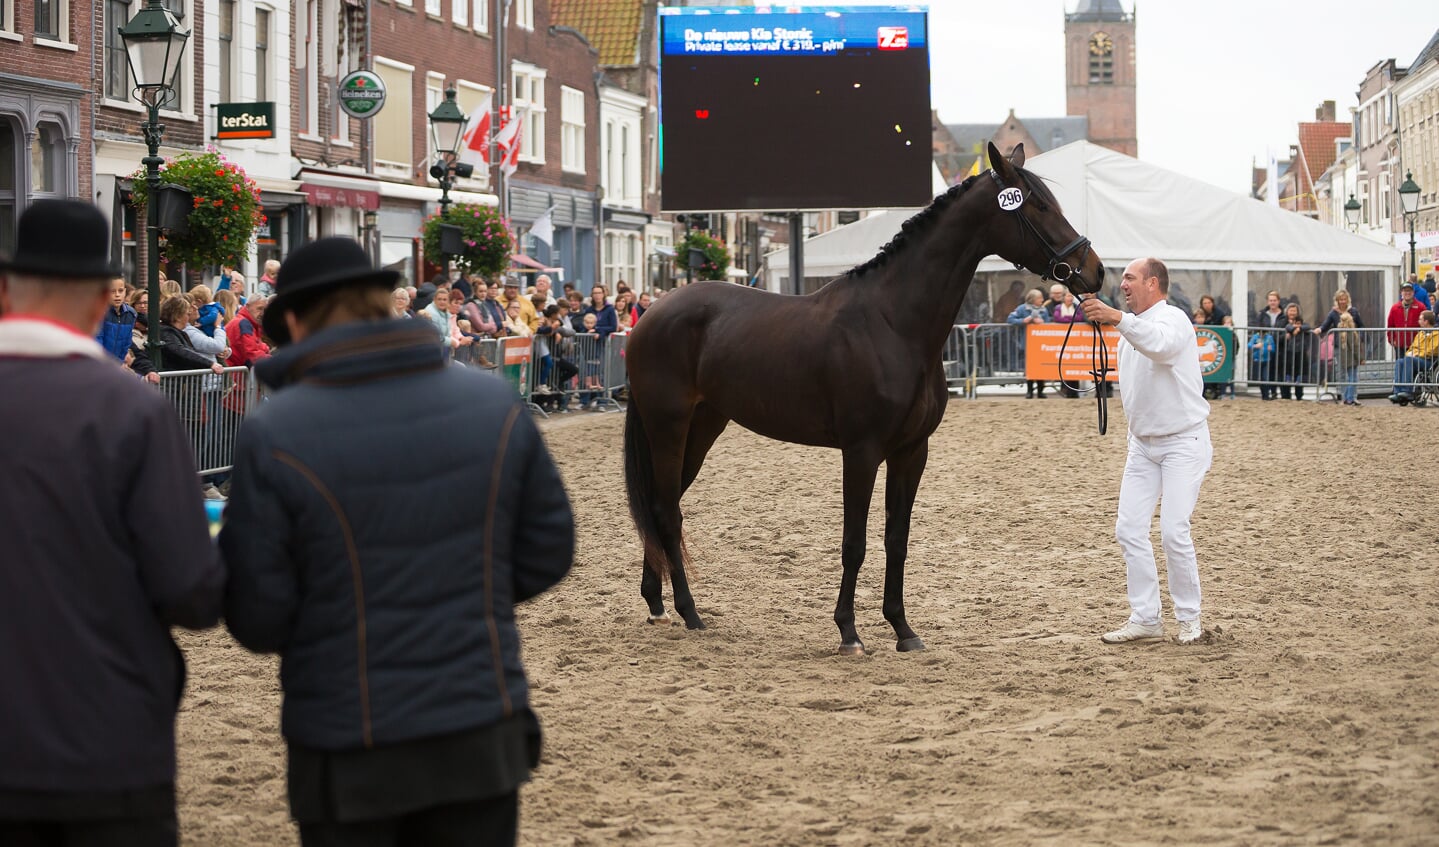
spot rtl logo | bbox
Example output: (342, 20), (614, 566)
(877, 26), (908, 50)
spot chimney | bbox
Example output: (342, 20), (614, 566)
(1316, 100), (1336, 122)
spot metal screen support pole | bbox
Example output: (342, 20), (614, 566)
(788, 212), (804, 296)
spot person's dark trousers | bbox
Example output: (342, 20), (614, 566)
(1252, 356), (1276, 400)
(0, 814), (178, 847)
(298, 791), (519, 847)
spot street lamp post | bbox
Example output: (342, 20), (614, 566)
(1344, 194), (1361, 231)
(428, 88), (470, 277)
(1399, 171), (1421, 278)
(119, 0), (188, 368)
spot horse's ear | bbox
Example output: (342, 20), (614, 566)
(1009, 143), (1026, 169)
(989, 141), (1017, 183)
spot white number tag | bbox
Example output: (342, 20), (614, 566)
(997, 187), (1024, 211)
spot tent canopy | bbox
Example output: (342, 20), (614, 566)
(767, 140), (1401, 289)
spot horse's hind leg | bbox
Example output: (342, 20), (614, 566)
(883, 440), (928, 652)
(665, 404), (728, 631)
(636, 402), (724, 630)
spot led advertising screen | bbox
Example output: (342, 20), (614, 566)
(659, 5), (931, 212)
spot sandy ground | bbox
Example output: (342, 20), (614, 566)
(176, 396), (1439, 846)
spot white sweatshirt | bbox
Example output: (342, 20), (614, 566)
(1114, 300), (1211, 437)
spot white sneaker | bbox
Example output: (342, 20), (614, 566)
(1176, 619), (1202, 645)
(1100, 620), (1165, 644)
(201, 485), (226, 501)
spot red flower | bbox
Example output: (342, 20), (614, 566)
(215, 169), (224, 176)
(213, 200), (223, 207)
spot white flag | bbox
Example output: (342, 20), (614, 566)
(1266, 150), (1279, 206)
(457, 93), (492, 170)
(531, 205), (555, 247)
(495, 112), (522, 157)
(497, 114), (522, 178)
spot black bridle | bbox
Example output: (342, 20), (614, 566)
(989, 169), (1093, 284)
(990, 168), (1112, 434)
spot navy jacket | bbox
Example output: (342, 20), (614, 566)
(220, 319), (574, 751)
(0, 320), (224, 794)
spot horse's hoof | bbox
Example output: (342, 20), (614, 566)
(682, 615), (707, 631)
(646, 614), (672, 625)
(896, 636), (927, 652)
(838, 642), (866, 657)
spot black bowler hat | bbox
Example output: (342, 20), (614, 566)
(263, 237), (399, 344)
(0, 199), (120, 278)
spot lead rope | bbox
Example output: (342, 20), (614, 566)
(1056, 295), (1112, 435)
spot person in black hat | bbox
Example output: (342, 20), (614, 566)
(0, 199), (225, 846)
(219, 236), (574, 846)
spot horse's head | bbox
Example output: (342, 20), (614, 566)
(985, 141), (1103, 296)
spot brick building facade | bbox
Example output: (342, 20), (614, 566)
(0, 0), (96, 257)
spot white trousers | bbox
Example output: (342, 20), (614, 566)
(1115, 423), (1212, 625)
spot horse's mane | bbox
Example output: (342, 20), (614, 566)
(842, 166), (1060, 280)
(842, 174), (978, 280)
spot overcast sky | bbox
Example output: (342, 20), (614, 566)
(823, 0), (1437, 194)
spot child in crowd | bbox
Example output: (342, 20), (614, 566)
(189, 285), (224, 337)
(215, 289), (240, 324)
(1336, 312), (1363, 406)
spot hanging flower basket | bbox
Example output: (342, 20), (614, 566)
(677, 229), (731, 281)
(130, 150), (264, 269)
(421, 204), (514, 279)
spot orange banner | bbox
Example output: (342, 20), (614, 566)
(1024, 324), (1121, 381)
(501, 336), (532, 366)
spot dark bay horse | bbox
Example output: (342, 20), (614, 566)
(623, 142), (1103, 654)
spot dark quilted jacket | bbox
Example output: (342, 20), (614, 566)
(219, 318), (573, 751)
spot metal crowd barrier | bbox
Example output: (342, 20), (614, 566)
(155, 366), (252, 476)
(524, 331), (628, 415)
(952, 323), (1438, 403)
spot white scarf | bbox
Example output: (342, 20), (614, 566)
(0, 317), (111, 361)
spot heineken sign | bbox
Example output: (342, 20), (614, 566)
(215, 102), (276, 140)
(338, 70), (386, 119)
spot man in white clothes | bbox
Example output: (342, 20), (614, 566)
(1080, 257), (1211, 646)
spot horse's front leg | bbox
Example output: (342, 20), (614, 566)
(835, 449), (881, 655)
(883, 440), (929, 652)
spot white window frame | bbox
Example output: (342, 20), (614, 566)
(372, 56), (414, 178)
(603, 231), (640, 289)
(512, 63), (545, 164)
(217, 0), (236, 102)
(453, 79), (492, 188)
(254, 5), (271, 102)
(34, 0), (70, 46)
(451, 0), (465, 27)
(425, 0), (439, 18)
(0, 0), (18, 39)
(561, 86), (584, 175)
(471, 0), (486, 32)
(332, 3), (356, 145)
(425, 72), (444, 167)
(298, 0), (319, 137)
(104, 0), (133, 98)
(515, 0), (532, 30)
(102, 0), (195, 118)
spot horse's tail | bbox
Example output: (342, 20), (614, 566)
(624, 401), (674, 581)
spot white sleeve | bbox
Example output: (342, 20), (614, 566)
(1115, 308), (1192, 365)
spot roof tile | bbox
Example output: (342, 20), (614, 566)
(551, 0), (645, 67)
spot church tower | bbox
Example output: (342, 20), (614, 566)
(1065, 0), (1137, 157)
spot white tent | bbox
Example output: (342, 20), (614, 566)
(766, 141), (1401, 324)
